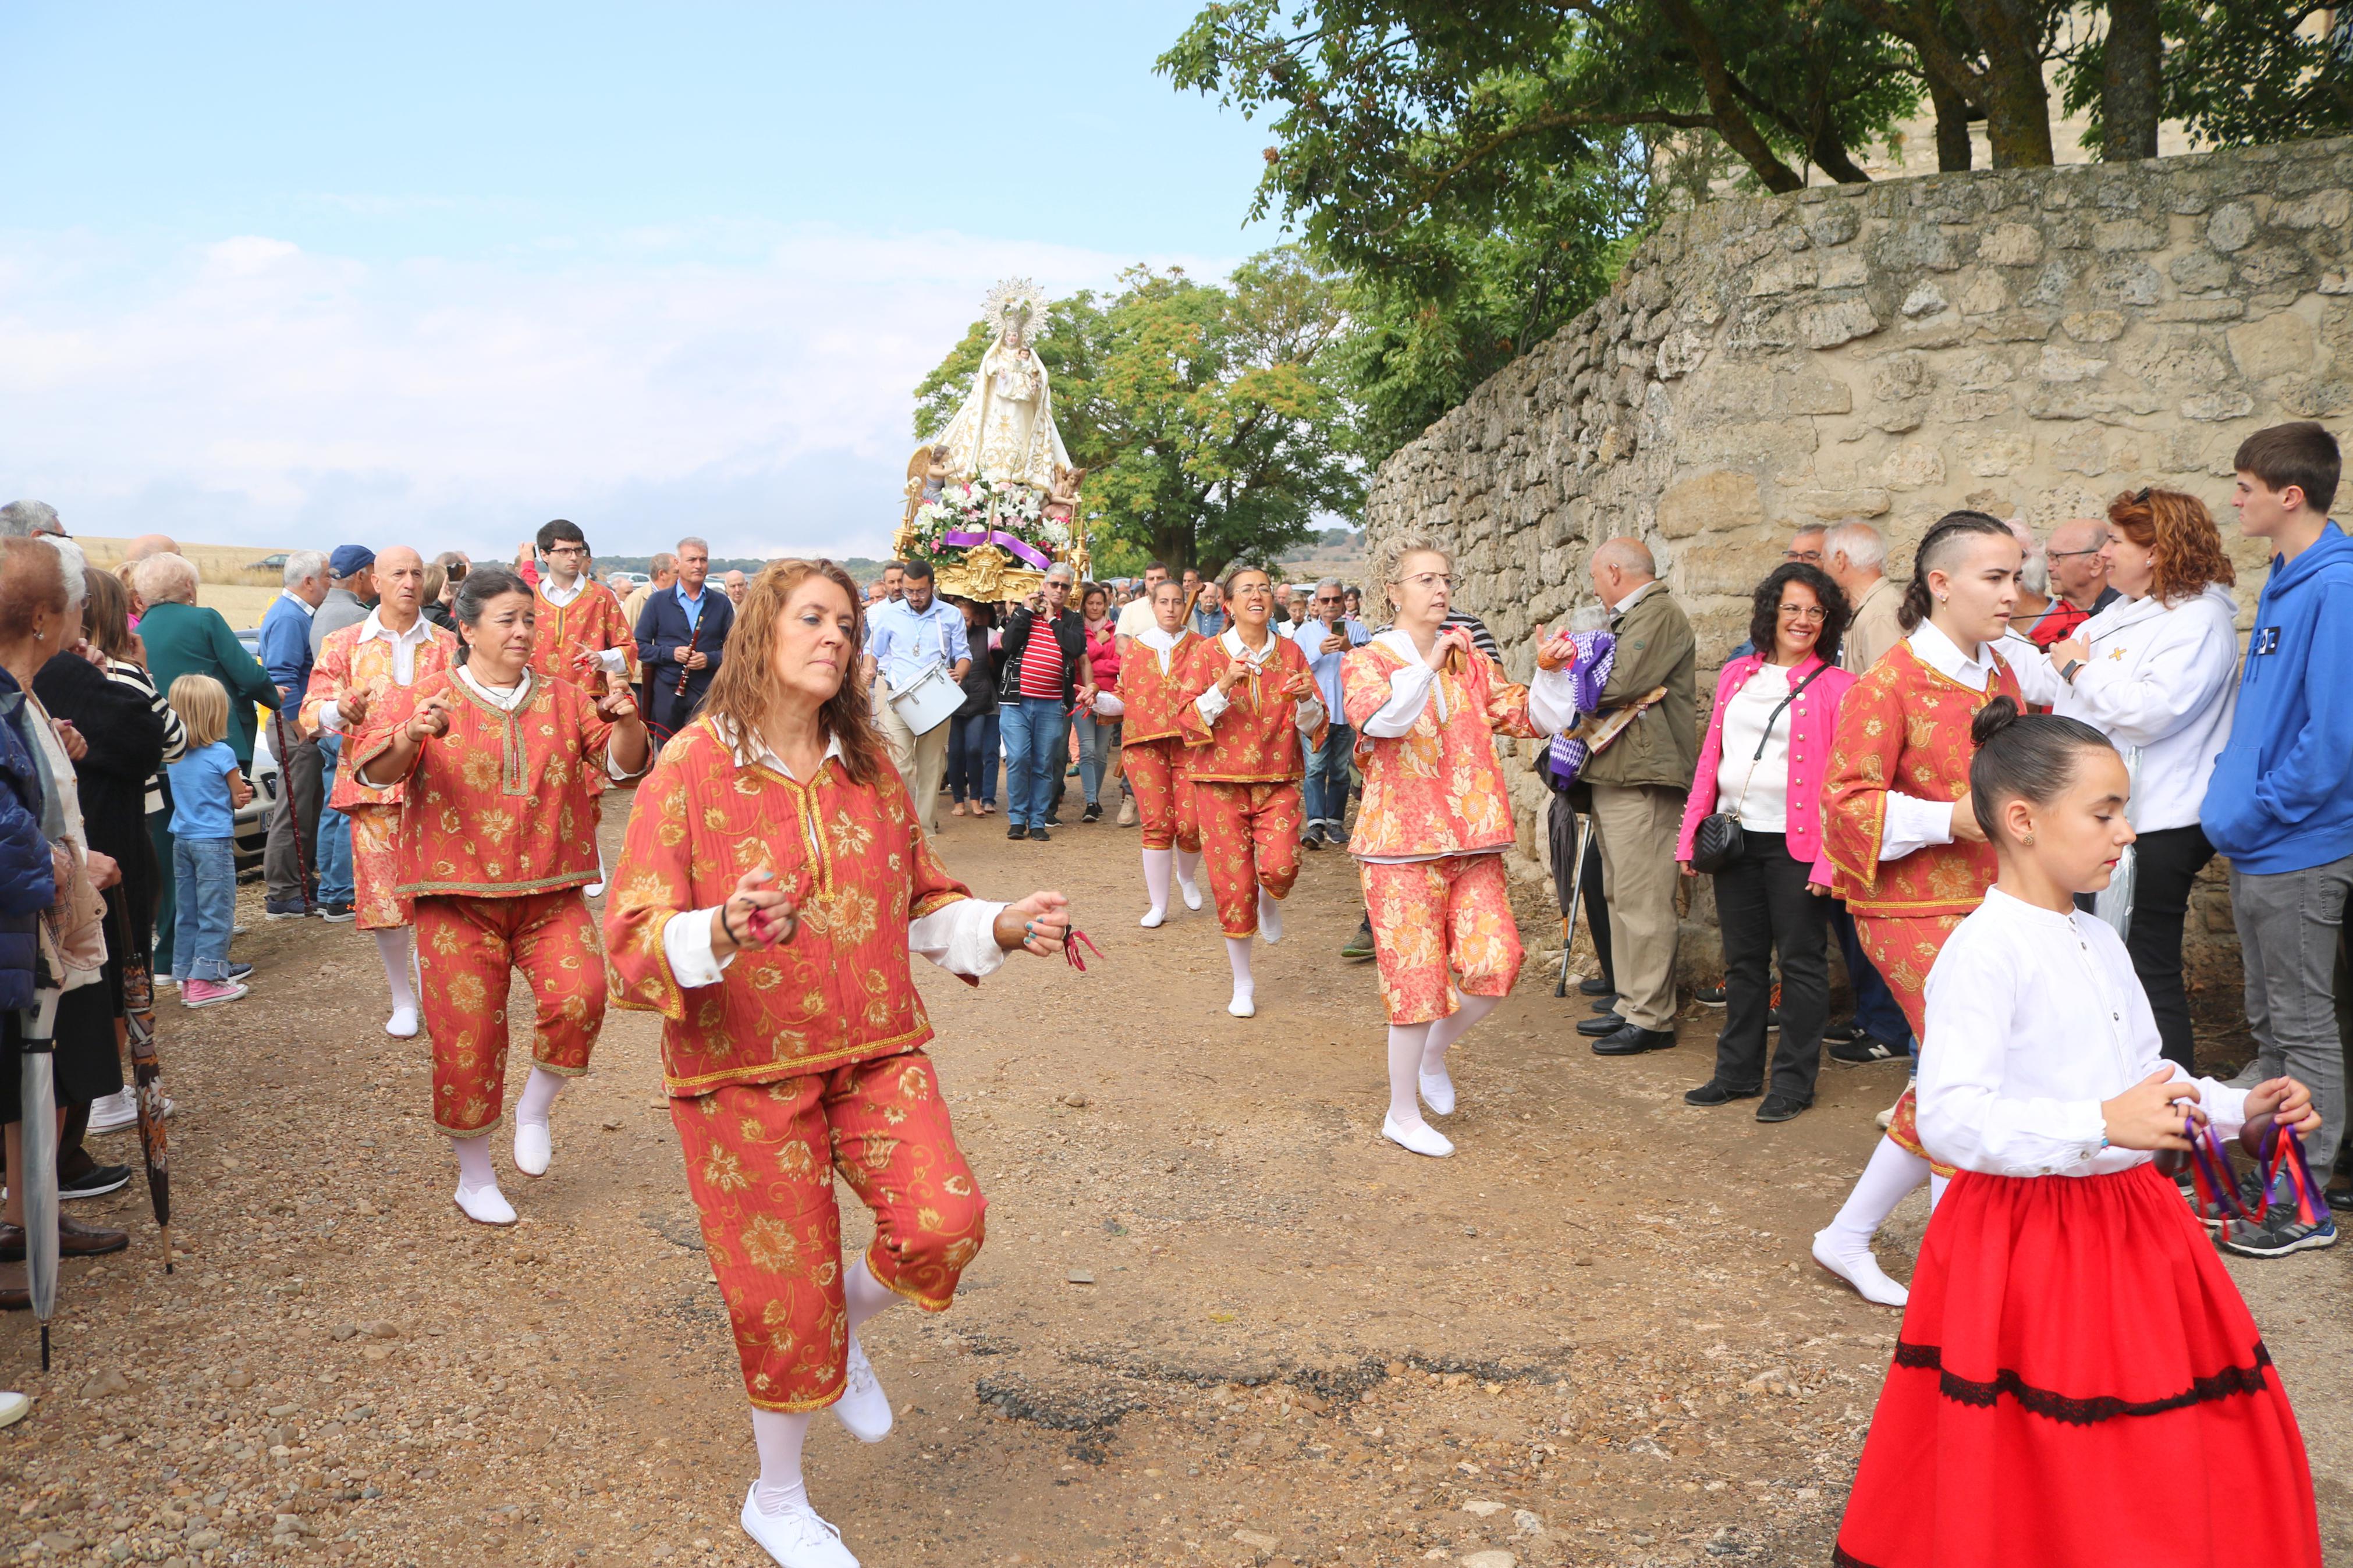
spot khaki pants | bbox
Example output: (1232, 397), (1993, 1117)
(876, 677), (953, 832)
(1591, 782), (1684, 1030)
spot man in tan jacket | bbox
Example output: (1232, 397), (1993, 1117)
(1826, 520), (1903, 674)
(1581, 538), (1698, 1056)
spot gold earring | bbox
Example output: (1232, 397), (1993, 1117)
(2022, 833), (2035, 845)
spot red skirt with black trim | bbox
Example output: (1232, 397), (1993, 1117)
(1836, 1163), (2320, 1568)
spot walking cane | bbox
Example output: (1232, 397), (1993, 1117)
(1554, 812), (1593, 1000)
(273, 705), (315, 911)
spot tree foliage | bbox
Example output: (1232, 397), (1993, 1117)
(911, 249), (1360, 574)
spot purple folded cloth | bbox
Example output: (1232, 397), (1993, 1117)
(1546, 630), (1616, 784)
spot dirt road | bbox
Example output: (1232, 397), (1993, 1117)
(5, 799), (2347, 1566)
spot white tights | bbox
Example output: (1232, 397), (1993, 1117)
(1812, 1135), (1931, 1307)
(749, 1254), (906, 1516)
(374, 927), (417, 1015)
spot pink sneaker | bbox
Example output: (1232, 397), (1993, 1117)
(180, 979), (249, 1009)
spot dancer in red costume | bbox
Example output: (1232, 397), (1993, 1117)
(1115, 577), (1205, 927)
(1836, 696), (2322, 1568)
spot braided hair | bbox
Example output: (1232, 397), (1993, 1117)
(1897, 510), (2013, 633)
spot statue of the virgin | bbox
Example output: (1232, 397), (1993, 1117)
(921, 278), (1073, 494)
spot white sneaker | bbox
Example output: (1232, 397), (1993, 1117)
(1418, 1066), (1456, 1117)
(1811, 1229), (1909, 1308)
(832, 1337), (892, 1443)
(1382, 1113), (1454, 1159)
(1138, 906), (1167, 930)
(452, 1182), (517, 1227)
(1116, 796), (1138, 828)
(86, 1090), (139, 1135)
(514, 1121), (552, 1179)
(386, 1007), (419, 1039)
(1875, 1099), (1898, 1130)
(1257, 890), (1283, 944)
(740, 1487), (860, 1568)
(1227, 989), (1256, 1019)
(1179, 879), (1202, 912)
(0, 1391), (29, 1430)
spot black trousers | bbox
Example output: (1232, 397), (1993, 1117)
(2125, 823), (2214, 1071)
(1710, 831), (1829, 1101)
(1546, 789), (1614, 986)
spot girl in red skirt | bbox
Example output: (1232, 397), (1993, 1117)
(1836, 695), (2322, 1568)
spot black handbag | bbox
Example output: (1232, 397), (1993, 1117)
(1688, 662), (1831, 874)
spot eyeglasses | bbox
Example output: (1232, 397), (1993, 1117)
(1400, 572), (1452, 591)
(546, 544), (589, 559)
(1783, 548), (1823, 563)
(2046, 541), (2110, 560)
(1777, 603), (1828, 622)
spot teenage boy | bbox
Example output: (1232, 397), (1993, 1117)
(2203, 421), (2353, 1258)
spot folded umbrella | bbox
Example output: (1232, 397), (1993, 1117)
(18, 937), (62, 1371)
(110, 895), (169, 1272)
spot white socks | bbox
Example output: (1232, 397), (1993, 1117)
(376, 927), (419, 1037)
(1139, 849), (1172, 928)
(750, 1408), (813, 1516)
(1224, 937), (1256, 1018)
(450, 1134), (514, 1226)
(1418, 993), (1497, 1116)
(1382, 1025), (1453, 1156)
(1257, 888), (1283, 944)
(1811, 1135), (1929, 1308)
(1173, 849), (1203, 911)
(514, 1066), (564, 1178)
(843, 1255), (899, 1333)
(1929, 1173), (1948, 1211)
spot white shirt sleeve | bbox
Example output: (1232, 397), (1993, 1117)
(318, 699), (343, 732)
(662, 897), (1011, 987)
(1194, 684), (1231, 727)
(2064, 609), (2238, 748)
(1878, 792), (1958, 861)
(2010, 644), (2065, 707)
(1524, 664), (1582, 735)
(1917, 938), (2109, 1176)
(1294, 697), (1326, 735)
(1358, 660), (1439, 738)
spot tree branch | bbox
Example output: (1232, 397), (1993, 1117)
(1651, 0), (1808, 191)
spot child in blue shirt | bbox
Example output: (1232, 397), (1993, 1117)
(164, 674), (253, 1007)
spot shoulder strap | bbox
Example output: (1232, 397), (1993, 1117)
(1747, 660), (1832, 762)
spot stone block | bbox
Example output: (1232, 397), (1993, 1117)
(1878, 441), (1947, 490)
(2208, 202), (2257, 253)
(1980, 223), (2045, 266)
(2060, 309), (2126, 343)
(2093, 218), (2168, 252)
(1901, 282), (1949, 318)
(2170, 251), (2236, 293)
(1945, 389), (2016, 422)
(2038, 343), (2110, 383)
(1749, 255), (1816, 296)
(1797, 298), (1881, 349)
(2091, 260), (2164, 307)
(1957, 432), (2034, 477)
(1958, 272), (2010, 315)
(1804, 204), (1862, 248)
(2226, 311), (2315, 379)
(2274, 190), (2351, 230)
(1786, 488), (1891, 519)
(1656, 470), (1764, 539)
(2273, 375), (2353, 417)
(1819, 251), (1869, 289)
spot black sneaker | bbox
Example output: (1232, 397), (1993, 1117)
(320, 901), (357, 923)
(1300, 826), (1324, 851)
(1683, 1080), (1761, 1107)
(1043, 813), (1063, 828)
(1822, 1019), (1866, 1045)
(1029, 826), (1051, 842)
(2219, 1204), (2338, 1258)
(1081, 802), (1101, 823)
(1694, 983), (1727, 1008)
(1755, 1093), (1810, 1123)
(1578, 975), (1614, 998)
(1829, 1036), (1905, 1066)
(1341, 918), (1376, 961)
(59, 1163), (133, 1201)
(264, 897), (310, 921)
(1007, 823), (1027, 841)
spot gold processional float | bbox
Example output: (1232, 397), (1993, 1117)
(895, 276), (1089, 600)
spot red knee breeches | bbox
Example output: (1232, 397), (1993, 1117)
(416, 891), (606, 1136)
(1361, 853), (1524, 1025)
(1124, 738), (1201, 852)
(1193, 780), (1302, 937)
(672, 1051), (986, 1411)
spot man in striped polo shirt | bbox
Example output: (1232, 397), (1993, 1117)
(998, 561), (1088, 841)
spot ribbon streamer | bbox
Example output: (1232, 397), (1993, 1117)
(941, 528), (1053, 571)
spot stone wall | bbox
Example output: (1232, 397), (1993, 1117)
(1364, 136), (2353, 1008)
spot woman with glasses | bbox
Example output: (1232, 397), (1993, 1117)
(1676, 564), (1855, 1124)
(1177, 561), (1326, 1019)
(1342, 534), (1582, 1157)
(2011, 488), (2241, 1070)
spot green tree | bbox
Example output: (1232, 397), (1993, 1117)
(910, 249), (1361, 575)
(2062, 2), (2353, 155)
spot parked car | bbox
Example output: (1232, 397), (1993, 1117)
(233, 628), (279, 871)
(246, 552), (290, 573)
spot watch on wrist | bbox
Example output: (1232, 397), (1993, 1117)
(2060, 658), (2084, 684)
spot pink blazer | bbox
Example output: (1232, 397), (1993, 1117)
(1676, 653), (1857, 885)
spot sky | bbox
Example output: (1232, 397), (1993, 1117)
(0, 2), (1282, 561)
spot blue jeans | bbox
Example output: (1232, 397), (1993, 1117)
(947, 712), (1000, 805)
(1827, 898), (1912, 1050)
(999, 697), (1067, 828)
(1077, 716), (1118, 807)
(316, 735), (354, 906)
(172, 835), (237, 982)
(1303, 721), (1354, 830)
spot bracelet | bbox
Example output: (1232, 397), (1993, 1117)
(721, 903), (746, 949)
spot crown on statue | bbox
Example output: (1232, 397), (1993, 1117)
(982, 277), (1050, 343)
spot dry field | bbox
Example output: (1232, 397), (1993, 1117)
(80, 538), (289, 631)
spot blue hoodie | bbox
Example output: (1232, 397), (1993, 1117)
(2201, 520), (2353, 874)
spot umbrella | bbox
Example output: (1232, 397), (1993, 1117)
(110, 895), (170, 1272)
(1547, 791), (1595, 1000)
(17, 936), (62, 1372)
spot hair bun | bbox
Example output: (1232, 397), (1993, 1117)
(1969, 694), (2022, 748)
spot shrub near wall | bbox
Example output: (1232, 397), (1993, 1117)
(1364, 136), (2353, 1018)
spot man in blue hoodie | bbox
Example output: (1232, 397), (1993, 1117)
(2202, 421), (2353, 1259)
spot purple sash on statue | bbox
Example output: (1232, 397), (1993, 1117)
(941, 528), (1054, 571)
(1546, 630), (1617, 784)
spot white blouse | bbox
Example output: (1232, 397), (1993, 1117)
(1355, 628), (1581, 737)
(1917, 887), (2249, 1178)
(1713, 663), (1795, 833)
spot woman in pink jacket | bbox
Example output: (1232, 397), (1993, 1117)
(1676, 563), (1856, 1123)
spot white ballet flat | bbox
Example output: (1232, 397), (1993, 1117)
(1257, 891), (1284, 944)
(583, 881), (605, 899)
(739, 1487), (860, 1568)
(1227, 991), (1256, 1019)
(1418, 1067), (1456, 1117)
(1179, 879), (1203, 912)
(452, 1182), (517, 1227)
(1810, 1229), (1910, 1307)
(1139, 906), (1167, 930)
(831, 1336), (892, 1443)
(385, 1007), (419, 1039)
(514, 1121), (552, 1179)
(0, 1390), (29, 1430)
(1382, 1114), (1454, 1158)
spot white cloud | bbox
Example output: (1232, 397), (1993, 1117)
(0, 223), (1247, 561)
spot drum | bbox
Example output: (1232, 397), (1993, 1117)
(886, 662), (962, 737)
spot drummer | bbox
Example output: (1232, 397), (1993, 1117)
(861, 560), (971, 835)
